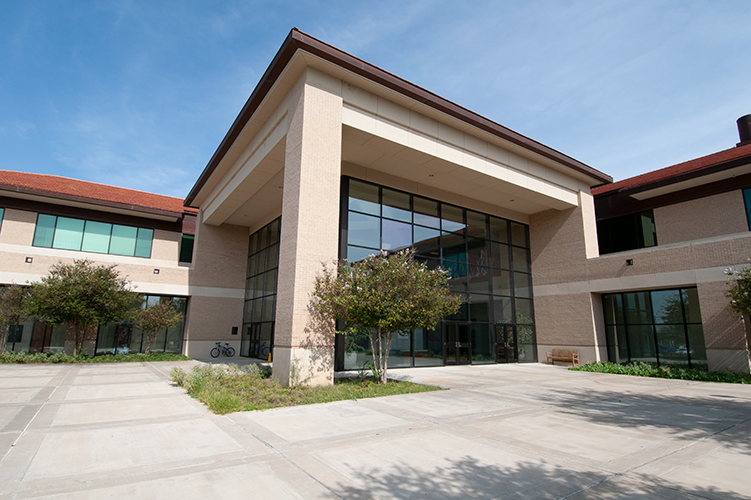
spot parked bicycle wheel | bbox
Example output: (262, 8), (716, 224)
(260, 345), (270, 358)
(210, 347), (220, 358)
(226, 346), (236, 357)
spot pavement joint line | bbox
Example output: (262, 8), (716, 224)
(630, 414), (751, 479)
(555, 414), (751, 499)
(0, 365), (72, 468)
(226, 420), (346, 499)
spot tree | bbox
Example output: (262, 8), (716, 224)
(725, 263), (751, 319)
(132, 299), (184, 354)
(28, 260), (139, 356)
(0, 285), (30, 353)
(313, 249), (460, 383)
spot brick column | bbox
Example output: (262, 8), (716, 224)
(273, 71), (342, 386)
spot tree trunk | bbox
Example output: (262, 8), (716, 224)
(144, 331), (157, 355)
(382, 331), (393, 384)
(0, 323), (8, 353)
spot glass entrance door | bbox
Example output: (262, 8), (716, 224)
(496, 324), (518, 363)
(248, 323), (261, 358)
(444, 322), (471, 364)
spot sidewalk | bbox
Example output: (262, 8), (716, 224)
(0, 361), (749, 499)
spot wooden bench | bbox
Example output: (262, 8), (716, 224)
(546, 349), (580, 367)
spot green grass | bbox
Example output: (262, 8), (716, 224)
(571, 361), (751, 384)
(171, 363), (443, 414)
(0, 351), (190, 364)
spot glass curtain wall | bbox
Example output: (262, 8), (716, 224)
(342, 177), (536, 369)
(602, 288), (707, 369)
(3, 294), (187, 354)
(241, 218), (281, 359)
(95, 295), (187, 354)
(33, 214), (154, 258)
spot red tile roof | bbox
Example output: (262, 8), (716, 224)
(0, 170), (198, 216)
(592, 143), (751, 196)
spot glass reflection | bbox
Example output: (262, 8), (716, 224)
(382, 219), (412, 251)
(441, 205), (465, 233)
(349, 179), (380, 215)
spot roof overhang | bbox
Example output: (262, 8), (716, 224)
(0, 185), (185, 222)
(185, 28), (611, 208)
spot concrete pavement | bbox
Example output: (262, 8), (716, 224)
(0, 361), (749, 499)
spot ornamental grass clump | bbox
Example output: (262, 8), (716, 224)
(170, 363), (441, 414)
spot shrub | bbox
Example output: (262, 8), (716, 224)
(571, 361), (751, 384)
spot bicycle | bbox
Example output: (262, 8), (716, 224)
(259, 343), (270, 358)
(210, 342), (235, 358)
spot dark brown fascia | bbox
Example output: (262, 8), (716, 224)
(0, 184), (184, 221)
(184, 28), (612, 207)
(0, 195), (186, 233)
(594, 168), (751, 221)
(614, 153), (751, 199)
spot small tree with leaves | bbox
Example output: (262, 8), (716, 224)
(28, 260), (139, 356)
(725, 263), (751, 319)
(0, 285), (30, 353)
(133, 299), (184, 354)
(313, 249), (460, 383)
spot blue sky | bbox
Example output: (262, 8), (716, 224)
(2, 1), (750, 199)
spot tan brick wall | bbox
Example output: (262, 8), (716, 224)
(274, 74), (343, 386)
(0, 207), (190, 292)
(0, 208), (36, 246)
(529, 205), (589, 286)
(151, 229), (181, 262)
(655, 191), (748, 245)
(698, 281), (746, 350)
(188, 219), (248, 290)
(183, 295), (244, 343)
(534, 292), (597, 348)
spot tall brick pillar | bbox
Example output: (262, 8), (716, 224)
(273, 70), (342, 386)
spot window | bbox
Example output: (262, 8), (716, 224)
(0, 208), (4, 232)
(743, 188), (751, 229)
(179, 234), (194, 263)
(343, 177), (536, 368)
(241, 218), (281, 359)
(597, 210), (657, 255)
(602, 288), (706, 370)
(32, 214), (154, 258)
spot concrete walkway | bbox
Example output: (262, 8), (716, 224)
(0, 361), (749, 499)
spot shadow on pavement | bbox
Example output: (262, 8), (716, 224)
(329, 456), (747, 500)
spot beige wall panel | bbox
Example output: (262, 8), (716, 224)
(697, 281), (747, 350)
(183, 295), (243, 342)
(537, 345), (598, 366)
(274, 76), (342, 386)
(529, 206), (588, 286)
(707, 349), (750, 372)
(534, 293), (597, 347)
(183, 339), (242, 359)
(586, 244), (697, 281)
(151, 229), (181, 262)
(655, 191), (748, 245)
(0, 249), (188, 288)
(729, 233), (751, 263)
(189, 219), (248, 289)
(0, 208), (36, 246)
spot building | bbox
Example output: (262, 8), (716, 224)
(2, 28), (749, 382)
(0, 170), (196, 354)
(582, 116), (751, 374)
(183, 28), (612, 385)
